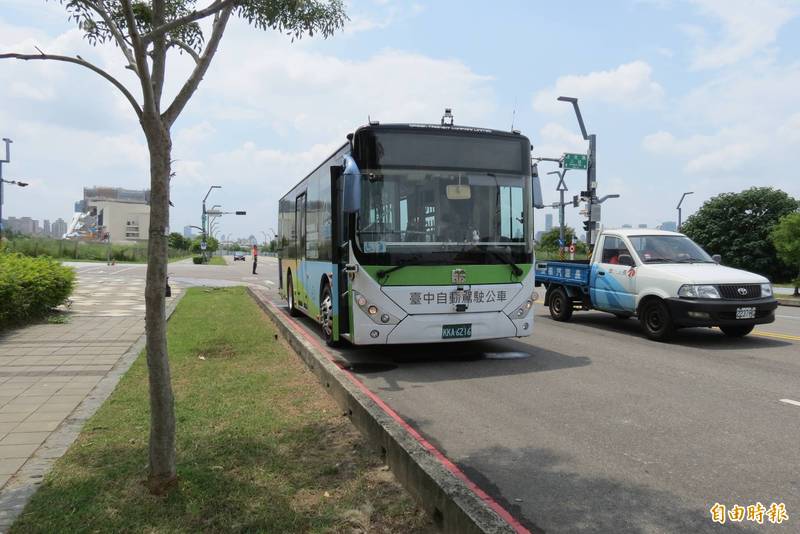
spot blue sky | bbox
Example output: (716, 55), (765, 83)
(1, 0), (799, 240)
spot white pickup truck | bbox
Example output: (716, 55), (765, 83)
(535, 229), (778, 341)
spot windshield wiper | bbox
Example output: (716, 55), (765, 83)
(489, 250), (524, 277)
(376, 255), (423, 281)
(642, 257), (676, 263)
(675, 258), (715, 263)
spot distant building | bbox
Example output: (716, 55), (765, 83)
(183, 225), (194, 238)
(658, 221), (677, 232)
(69, 186), (150, 243)
(6, 216), (38, 235)
(43, 219), (51, 236)
(52, 218), (68, 238)
(621, 224), (632, 229)
(638, 224), (648, 229)
(545, 214), (553, 232)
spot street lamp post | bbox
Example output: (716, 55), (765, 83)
(558, 96), (599, 248)
(201, 186), (221, 261)
(677, 191), (694, 231)
(0, 138), (29, 236)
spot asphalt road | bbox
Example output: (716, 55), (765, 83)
(67, 258), (799, 532)
(257, 262), (799, 533)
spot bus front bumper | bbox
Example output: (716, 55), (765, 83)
(354, 311), (533, 344)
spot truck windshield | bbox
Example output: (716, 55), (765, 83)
(628, 235), (715, 263)
(356, 170), (527, 257)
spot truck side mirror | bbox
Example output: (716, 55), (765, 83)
(618, 253), (635, 267)
(532, 174), (544, 209)
(712, 254), (721, 264)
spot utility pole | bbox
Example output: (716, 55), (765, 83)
(558, 96), (598, 248)
(0, 138), (12, 235)
(547, 170), (569, 254)
(201, 186), (221, 261)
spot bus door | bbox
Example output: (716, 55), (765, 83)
(295, 192), (307, 309)
(331, 165), (350, 336)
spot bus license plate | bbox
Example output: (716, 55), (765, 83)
(736, 307), (756, 319)
(442, 324), (472, 339)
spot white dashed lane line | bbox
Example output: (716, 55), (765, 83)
(779, 399), (800, 407)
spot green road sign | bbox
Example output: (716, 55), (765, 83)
(563, 153), (588, 170)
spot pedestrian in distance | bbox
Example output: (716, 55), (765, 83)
(252, 244), (258, 275)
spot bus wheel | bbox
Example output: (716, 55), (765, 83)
(287, 273), (300, 317)
(320, 284), (338, 346)
(639, 299), (675, 341)
(549, 287), (573, 321)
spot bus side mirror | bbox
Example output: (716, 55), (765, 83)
(712, 254), (721, 264)
(532, 174), (544, 209)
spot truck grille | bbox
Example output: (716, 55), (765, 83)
(718, 284), (761, 300)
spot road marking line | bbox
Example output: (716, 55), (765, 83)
(753, 331), (800, 341)
(779, 399), (800, 407)
(776, 314), (799, 320)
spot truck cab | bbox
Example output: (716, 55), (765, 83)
(535, 229), (778, 341)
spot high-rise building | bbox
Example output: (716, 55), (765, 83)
(52, 218), (68, 238)
(545, 214), (553, 232)
(43, 219), (51, 236)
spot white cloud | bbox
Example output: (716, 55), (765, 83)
(688, 0), (798, 70)
(533, 122), (587, 157)
(532, 61), (664, 113)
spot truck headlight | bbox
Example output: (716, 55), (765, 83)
(761, 283), (773, 297)
(678, 284), (721, 299)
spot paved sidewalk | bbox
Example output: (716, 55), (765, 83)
(0, 264), (183, 532)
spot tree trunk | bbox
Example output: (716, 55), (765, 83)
(142, 113), (177, 494)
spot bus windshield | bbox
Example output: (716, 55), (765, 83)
(356, 170), (528, 255)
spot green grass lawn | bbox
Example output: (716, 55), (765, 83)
(12, 287), (430, 533)
(207, 255), (227, 265)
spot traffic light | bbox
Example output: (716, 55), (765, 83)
(572, 195), (580, 207)
(235, 211), (247, 215)
(583, 220), (597, 232)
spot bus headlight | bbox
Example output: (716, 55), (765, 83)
(351, 291), (400, 325)
(511, 293), (536, 319)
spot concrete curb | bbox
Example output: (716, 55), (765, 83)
(247, 286), (524, 534)
(777, 298), (800, 307)
(0, 292), (187, 534)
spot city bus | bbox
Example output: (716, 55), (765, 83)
(278, 119), (539, 345)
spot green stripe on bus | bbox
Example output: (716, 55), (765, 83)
(360, 263), (532, 286)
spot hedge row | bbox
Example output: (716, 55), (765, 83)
(0, 253), (75, 326)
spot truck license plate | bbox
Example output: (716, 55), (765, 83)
(442, 324), (472, 339)
(736, 307), (756, 319)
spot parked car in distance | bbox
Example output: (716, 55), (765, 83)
(233, 251), (246, 261)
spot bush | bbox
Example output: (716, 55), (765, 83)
(0, 253), (75, 326)
(3, 237), (188, 262)
(192, 256), (204, 264)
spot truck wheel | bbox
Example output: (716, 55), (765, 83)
(287, 273), (300, 317)
(720, 325), (754, 338)
(549, 287), (573, 322)
(639, 299), (675, 341)
(320, 284), (339, 347)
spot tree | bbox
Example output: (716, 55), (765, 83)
(681, 187), (798, 282)
(191, 235), (218, 253)
(770, 212), (800, 295)
(1, 0), (346, 494)
(536, 226), (588, 255)
(167, 232), (189, 250)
